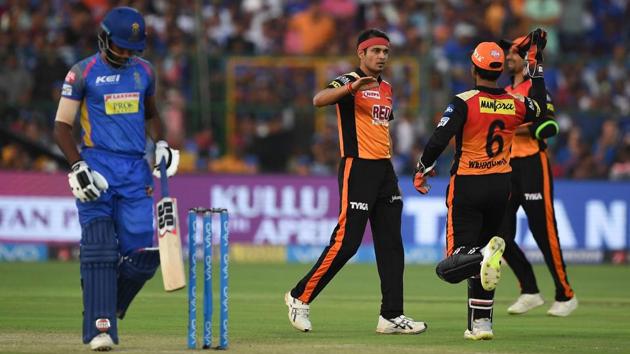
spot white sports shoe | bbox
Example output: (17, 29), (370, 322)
(480, 236), (505, 291)
(507, 293), (545, 314)
(464, 318), (494, 340)
(89, 333), (113, 351)
(285, 292), (312, 332)
(547, 297), (578, 317)
(376, 315), (427, 334)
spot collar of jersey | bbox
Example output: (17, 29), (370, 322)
(475, 85), (506, 95)
(509, 75), (530, 88)
(98, 52), (134, 71)
(355, 67), (382, 83)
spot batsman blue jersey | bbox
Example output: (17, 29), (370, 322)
(61, 53), (156, 155)
(62, 53), (157, 255)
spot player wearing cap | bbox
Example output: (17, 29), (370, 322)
(284, 28), (427, 335)
(413, 29), (556, 340)
(53, 6), (179, 351)
(498, 36), (576, 317)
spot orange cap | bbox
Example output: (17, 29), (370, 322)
(471, 42), (504, 71)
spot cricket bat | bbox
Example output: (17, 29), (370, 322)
(156, 160), (186, 291)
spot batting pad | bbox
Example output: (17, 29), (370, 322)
(80, 217), (119, 344)
(435, 251), (483, 284)
(117, 248), (160, 319)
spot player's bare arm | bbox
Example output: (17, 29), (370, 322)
(54, 97), (81, 165)
(54, 97), (109, 202)
(145, 95), (164, 141)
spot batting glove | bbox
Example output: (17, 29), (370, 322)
(68, 160), (109, 202)
(153, 140), (180, 178)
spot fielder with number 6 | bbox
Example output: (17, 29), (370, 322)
(53, 7), (179, 351)
(413, 29), (557, 340)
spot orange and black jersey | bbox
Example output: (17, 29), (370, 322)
(506, 78), (557, 158)
(328, 68), (394, 160)
(420, 83), (551, 176)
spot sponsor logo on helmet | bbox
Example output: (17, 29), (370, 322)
(131, 22), (141, 40)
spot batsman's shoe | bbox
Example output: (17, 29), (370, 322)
(464, 318), (494, 340)
(285, 292), (312, 332)
(508, 293), (545, 314)
(376, 315), (427, 334)
(89, 333), (114, 351)
(480, 236), (505, 291)
(547, 297), (578, 317)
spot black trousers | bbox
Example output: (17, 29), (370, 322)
(499, 152), (574, 301)
(445, 173), (511, 255)
(291, 157), (404, 318)
(444, 173), (511, 328)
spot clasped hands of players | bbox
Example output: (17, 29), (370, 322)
(68, 140), (179, 202)
(413, 28), (548, 196)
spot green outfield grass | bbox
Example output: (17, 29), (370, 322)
(0, 261), (629, 353)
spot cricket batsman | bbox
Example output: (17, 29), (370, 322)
(53, 7), (179, 351)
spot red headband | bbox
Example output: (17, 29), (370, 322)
(358, 37), (390, 52)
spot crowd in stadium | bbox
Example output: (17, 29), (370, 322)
(1, 0), (629, 180)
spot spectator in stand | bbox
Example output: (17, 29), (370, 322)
(0, 54), (32, 105)
(592, 119), (621, 176)
(0, 1), (629, 178)
(609, 134), (630, 180)
(284, 1), (335, 55)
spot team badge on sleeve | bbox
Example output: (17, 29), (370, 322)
(437, 116), (450, 127)
(437, 104), (455, 127)
(444, 104), (454, 114)
(62, 84), (73, 96)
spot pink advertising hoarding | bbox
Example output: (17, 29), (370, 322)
(0, 171), (347, 244)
